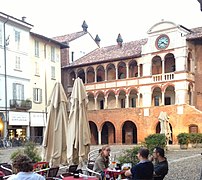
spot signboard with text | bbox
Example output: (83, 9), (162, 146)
(9, 111), (29, 126)
(30, 113), (46, 127)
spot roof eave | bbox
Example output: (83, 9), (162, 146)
(62, 54), (141, 69)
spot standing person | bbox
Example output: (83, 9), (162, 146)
(125, 147), (154, 180)
(151, 147), (168, 180)
(7, 154), (45, 180)
(93, 145), (111, 173)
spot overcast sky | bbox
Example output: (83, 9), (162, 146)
(1, 0), (202, 46)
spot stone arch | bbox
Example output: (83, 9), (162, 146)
(69, 70), (76, 86)
(96, 91), (105, 110)
(88, 92), (95, 110)
(101, 121), (115, 144)
(152, 86), (162, 106)
(187, 52), (192, 72)
(89, 121), (98, 145)
(77, 68), (85, 83)
(164, 53), (175, 73)
(152, 56), (162, 75)
(156, 121), (173, 144)
(128, 89), (138, 108)
(122, 120), (137, 144)
(164, 85), (175, 105)
(187, 82), (194, 105)
(118, 62), (126, 79)
(129, 60), (138, 77)
(107, 63), (116, 80)
(96, 65), (105, 82)
(87, 67), (95, 83)
(106, 91), (116, 109)
(117, 90), (126, 108)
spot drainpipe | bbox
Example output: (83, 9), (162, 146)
(3, 17), (9, 139)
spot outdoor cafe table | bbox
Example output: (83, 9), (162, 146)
(63, 176), (98, 180)
(104, 168), (125, 180)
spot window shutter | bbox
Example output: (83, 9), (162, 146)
(13, 83), (17, 99)
(22, 84), (24, 100)
(40, 89), (42, 103)
(33, 88), (36, 102)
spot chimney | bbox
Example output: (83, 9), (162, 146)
(95, 34), (101, 47)
(22, 16), (26, 22)
(116, 33), (123, 47)
(82, 20), (88, 32)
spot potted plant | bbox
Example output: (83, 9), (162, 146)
(177, 133), (189, 149)
(189, 133), (198, 148)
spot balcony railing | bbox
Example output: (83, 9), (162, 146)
(10, 99), (32, 110)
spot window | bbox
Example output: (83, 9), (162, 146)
(51, 66), (55, 79)
(121, 99), (125, 108)
(71, 51), (74, 62)
(14, 30), (20, 49)
(154, 96), (160, 106)
(15, 56), (21, 70)
(100, 100), (104, 109)
(51, 46), (55, 62)
(13, 83), (24, 100)
(35, 62), (40, 75)
(33, 88), (42, 103)
(34, 40), (39, 57)
(131, 98), (136, 107)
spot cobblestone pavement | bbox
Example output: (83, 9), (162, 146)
(0, 145), (201, 180)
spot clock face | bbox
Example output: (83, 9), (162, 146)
(156, 35), (169, 49)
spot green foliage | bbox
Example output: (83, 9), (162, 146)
(177, 133), (189, 145)
(10, 141), (41, 163)
(145, 134), (166, 153)
(189, 133), (198, 143)
(117, 146), (141, 166)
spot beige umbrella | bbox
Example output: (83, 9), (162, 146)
(158, 111), (172, 145)
(42, 82), (69, 167)
(67, 77), (91, 165)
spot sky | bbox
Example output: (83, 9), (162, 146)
(1, 0), (202, 47)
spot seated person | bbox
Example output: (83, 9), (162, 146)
(151, 147), (168, 180)
(7, 154), (45, 180)
(125, 147), (154, 180)
(93, 145), (111, 174)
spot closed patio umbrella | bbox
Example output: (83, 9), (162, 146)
(67, 77), (91, 165)
(158, 111), (172, 145)
(42, 82), (69, 167)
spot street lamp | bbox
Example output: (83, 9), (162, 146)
(3, 17), (9, 139)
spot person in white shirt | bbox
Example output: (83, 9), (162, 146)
(7, 154), (45, 180)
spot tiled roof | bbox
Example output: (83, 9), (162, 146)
(186, 27), (202, 40)
(53, 31), (87, 42)
(64, 38), (147, 68)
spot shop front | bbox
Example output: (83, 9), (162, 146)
(30, 112), (46, 144)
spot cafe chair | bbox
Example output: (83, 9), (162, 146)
(0, 163), (12, 176)
(86, 166), (101, 179)
(67, 164), (78, 174)
(46, 166), (59, 180)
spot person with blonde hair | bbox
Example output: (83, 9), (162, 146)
(93, 145), (111, 173)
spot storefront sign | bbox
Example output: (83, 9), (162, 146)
(9, 112), (29, 126)
(30, 113), (46, 127)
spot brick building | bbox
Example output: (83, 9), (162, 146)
(56, 20), (202, 145)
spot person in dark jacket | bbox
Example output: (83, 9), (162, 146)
(125, 147), (154, 180)
(151, 147), (168, 180)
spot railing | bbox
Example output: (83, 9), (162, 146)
(10, 99), (32, 110)
(152, 72), (174, 82)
